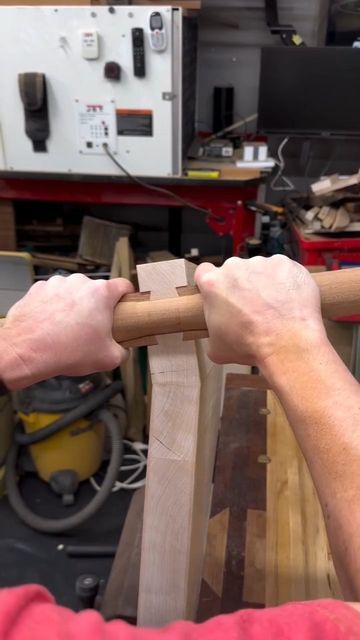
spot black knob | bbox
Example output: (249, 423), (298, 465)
(75, 574), (100, 609)
(104, 61), (121, 81)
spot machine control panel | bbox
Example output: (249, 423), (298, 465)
(75, 99), (117, 155)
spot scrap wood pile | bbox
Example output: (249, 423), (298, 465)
(285, 170), (360, 234)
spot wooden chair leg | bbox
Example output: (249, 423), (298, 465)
(111, 238), (145, 442)
(136, 259), (222, 627)
(101, 488), (145, 621)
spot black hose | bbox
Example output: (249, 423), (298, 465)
(15, 382), (123, 446)
(5, 409), (123, 534)
(65, 545), (117, 558)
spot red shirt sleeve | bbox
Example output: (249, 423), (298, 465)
(1, 585), (360, 640)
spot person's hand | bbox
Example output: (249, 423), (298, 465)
(194, 255), (326, 368)
(1, 274), (133, 390)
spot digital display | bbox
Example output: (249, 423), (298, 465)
(258, 47), (360, 138)
(150, 12), (163, 30)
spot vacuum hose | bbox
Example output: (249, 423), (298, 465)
(5, 383), (123, 534)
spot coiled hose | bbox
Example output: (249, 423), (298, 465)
(5, 383), (123, 534)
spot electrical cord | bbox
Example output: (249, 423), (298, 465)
(90, 439), (148, 492)
(102, 143), (222, 221)
(270, 137), (295, 192)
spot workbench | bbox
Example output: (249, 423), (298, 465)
(0, 166), (262, 257)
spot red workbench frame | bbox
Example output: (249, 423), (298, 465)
(290, 220), (360, 323)
(290, 221), (360, 266)
(0, 175), (260, 256)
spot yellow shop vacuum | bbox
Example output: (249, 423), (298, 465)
(5, 375), (124, 534)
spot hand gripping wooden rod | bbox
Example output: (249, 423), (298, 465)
(113, 268), (360, 348)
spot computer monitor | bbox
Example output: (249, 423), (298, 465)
(258, 47), (360, 138)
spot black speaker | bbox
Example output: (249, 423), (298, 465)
(212, 86), (234, 134)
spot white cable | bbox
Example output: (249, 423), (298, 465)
(270, 137), (295, 192)
(90, 439), (148, 493)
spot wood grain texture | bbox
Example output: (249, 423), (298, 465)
(111, 238), (145, 442)
(129, 0), (201, 9)
(0, 0), (90, 4)
(79, 216), (130, 265)
(243, 509), (266, 605)
(203, 509), (230, 598)
(226, 373), (270, 391)
(113, 269), (360, 347)
(137, 259), (222, 627)
(198, 385), (267, 620)
(101, 488), (145, 621)
(266, 392), (341, 606)
(0, 201), (16, 251)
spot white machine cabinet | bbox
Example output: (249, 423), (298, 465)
(0, 6), (196, 177)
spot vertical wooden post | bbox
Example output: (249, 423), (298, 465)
(0, 200), (16, 251)
(136, 259), (222, 627)
(111, 238), (145, 442)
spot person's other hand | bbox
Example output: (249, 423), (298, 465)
(195, 255), (326, 368)
(1, 274), (133, 389)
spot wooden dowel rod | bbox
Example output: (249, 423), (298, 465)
(1, 268), (360, 347)
(114, 267), (360, 347)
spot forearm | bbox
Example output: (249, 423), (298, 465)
(262, 331), (360, 600)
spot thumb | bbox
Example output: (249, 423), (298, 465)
(106, 278), (135, 307)
(109, 341), (130, 367)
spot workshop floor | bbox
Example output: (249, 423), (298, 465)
(0, 374), (341, 618)
(0, 474), (132, 611)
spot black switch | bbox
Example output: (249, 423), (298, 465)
(104, 61), (121, 81)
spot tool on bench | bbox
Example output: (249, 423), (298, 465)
(245, 200), (284, 218)
(112, 268), (360, 348)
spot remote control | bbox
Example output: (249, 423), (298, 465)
(132, 28), (146, 78)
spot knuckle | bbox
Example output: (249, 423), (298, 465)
(48, 274), (66, 284)
(67, 273), (89, 283)
(224, 257), (242, 269)
(30, 280), (46, 291)
(94, 279), (110, 298)
(249, 255), (267, 265)
(269, 254), (290, 265)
